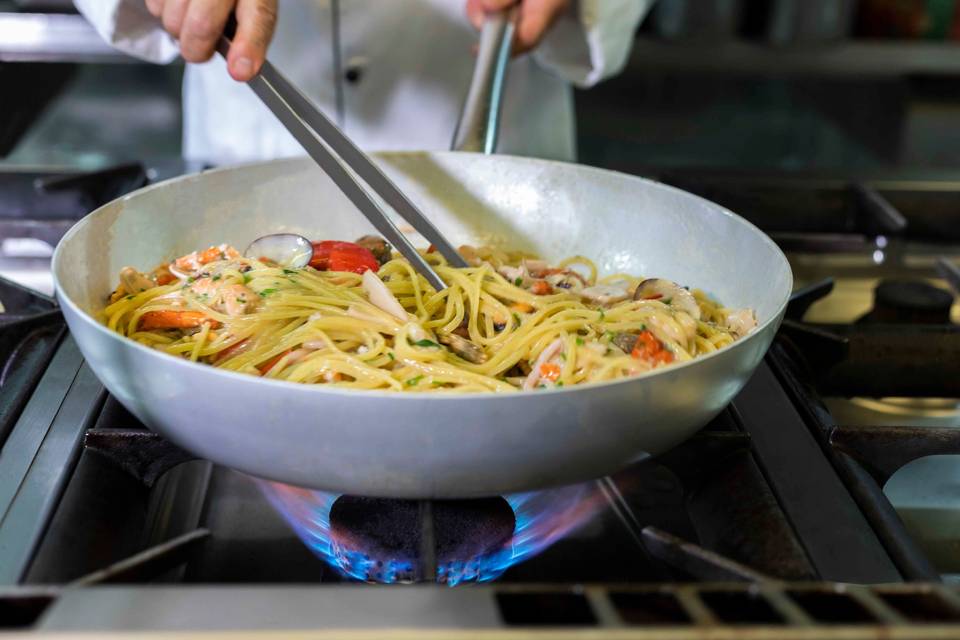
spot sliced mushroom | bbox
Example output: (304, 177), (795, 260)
(361, 270), (408, 322)
(633, 278), (701, 320)
(579, 284), (631, 306)
(438, 333), (488, 364)
(355, 235), (392, 266)
(724, 308), (757, 337)
(611, 332), (639, 354)
(119, 267), (155, 295)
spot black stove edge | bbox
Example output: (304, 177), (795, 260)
(772, 347), (943, 582)
(733, 357), (902, 583)
(0, 336), (105, 584)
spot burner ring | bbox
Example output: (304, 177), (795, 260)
(868, 279), (954, 324)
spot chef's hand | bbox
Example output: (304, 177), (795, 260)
(466, 0), (571, 55)
(144, 0), (278, 82)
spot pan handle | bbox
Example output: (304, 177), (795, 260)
(451, 9), (516, 154)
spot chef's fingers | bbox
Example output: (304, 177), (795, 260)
(513, 0), (569, 54)
(180, 0), (236, 63)
(479, 0), (519, 9)
(161, 0), (190, 40)
(465, 0), (485, 30)
(145, 0), (165, 19)
(228, 0), (278, 81)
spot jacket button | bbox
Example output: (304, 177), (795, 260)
(344, 66), (363, 84)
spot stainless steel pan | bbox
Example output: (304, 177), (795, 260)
(52, 151), (792, 498)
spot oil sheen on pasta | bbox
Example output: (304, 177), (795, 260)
(102, 239), (757, 393)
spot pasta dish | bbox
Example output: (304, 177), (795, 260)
(103, 236), (756, 392)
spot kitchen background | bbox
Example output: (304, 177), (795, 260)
(8, 0), (960, 173)
(6, 0), (960, 631)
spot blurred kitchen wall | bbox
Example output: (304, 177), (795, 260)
(5, 0), (960, 174)
(577, 0), (960, 173)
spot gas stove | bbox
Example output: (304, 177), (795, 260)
(2, 167), (960, 635)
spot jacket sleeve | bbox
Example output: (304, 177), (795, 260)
(533, 0), (652, 88)
(73, 0), (180, 63)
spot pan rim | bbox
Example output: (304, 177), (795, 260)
(52, 151), (793, 401)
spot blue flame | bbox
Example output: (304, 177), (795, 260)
(259, 481), (607, 585)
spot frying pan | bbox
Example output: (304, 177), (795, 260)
(52, 13), (791, 498)
(52, 151), (792, 498)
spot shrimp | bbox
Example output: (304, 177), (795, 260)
(172, 244), (240, 276)
(189, 277), (255, 316)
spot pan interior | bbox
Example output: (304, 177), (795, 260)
(54, 152), (791, 331)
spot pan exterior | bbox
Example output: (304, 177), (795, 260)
(53, 153), (792, 498)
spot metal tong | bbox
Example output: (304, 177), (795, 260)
(216, 12), (515, 291)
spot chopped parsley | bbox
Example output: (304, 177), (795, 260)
(242, 273), (252, 284)
(406, 375), (424, 386)
(186, 276), (195, 284)
(512, 312), (521, 325)
(559, 352), (567, 361)
(125, 295), (135, 300)
(556, 381), (564, 387)
(514, 277), (523, 286)
(236, 296), (247, 304)
(212, 274), (221, 281)
(598, 309), (606, 321)
(663, 297), (672, 305)
(387, 352), (396, 361)
(259, 288), (278, 297)
(432, 381), (446, 387)
(412, 339), (441, 348)
(576, 337), (585, 346)
(282, 268), (297, 275)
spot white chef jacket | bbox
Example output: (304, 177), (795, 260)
(74, 0), (649, 165)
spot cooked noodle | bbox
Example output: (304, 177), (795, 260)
(102, 241), (756, 393)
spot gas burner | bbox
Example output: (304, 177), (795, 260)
(329, 496), (515, 583)
(860, 279), (955, 325)
(259, 481), (607, 585)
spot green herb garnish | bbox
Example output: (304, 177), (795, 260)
(576, 337), (585, 346)
(125, 295), (135, 300)
(598, 309), (606, 321)
(412, 339), (440, 348)
(406, 375), (424, 386)
(514, 277), (523, 287)
(387, 352), (396, 361)
(512, 312), (521, 325)
(259, 288), (277, 297)
(282, 268), (297, 275)
(663, 297), (672, 305)
(212, 274), (221, 281)
(242, 273), (252, 284)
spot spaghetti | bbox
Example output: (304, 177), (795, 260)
(102, 238), (756, 392)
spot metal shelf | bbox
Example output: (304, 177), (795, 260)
(0, 13), (133, 63)
(626, 37), (960, 76)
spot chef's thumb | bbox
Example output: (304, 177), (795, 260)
(229, 0), (278, 82)
(466, 0), (516, 30)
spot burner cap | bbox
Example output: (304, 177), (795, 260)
(329, 496), (515, 582)
(868, 279), (954, 324)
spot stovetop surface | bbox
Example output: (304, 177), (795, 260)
(5, 168), (960, 632)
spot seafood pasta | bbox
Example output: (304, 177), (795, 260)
(103, 237), (757, 392)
